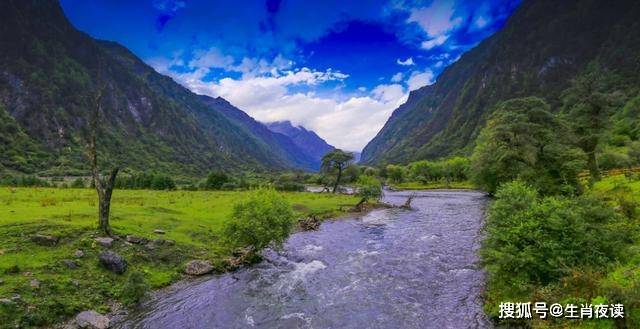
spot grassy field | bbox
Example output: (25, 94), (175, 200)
(0, 187), (358, 327)
(390, 180), (475, 190)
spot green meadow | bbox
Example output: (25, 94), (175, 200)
(0, 188), (358, 327)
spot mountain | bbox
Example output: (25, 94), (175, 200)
(199, 97), (318, 171)
(0, 0), (316, 177)
(361, 0), (640, 165)
(264, 121), (335, 165)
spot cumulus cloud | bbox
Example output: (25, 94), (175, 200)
(391, 72), (404, 82)
(421, 34), (448, 50)
(407, 0), (461, 37)
(407, 70), (435, 91)
(396, 57), (415, 66)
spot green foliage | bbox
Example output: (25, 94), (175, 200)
(482, 181), (630, 292)
(385, 164), (405, 183)
(120, 271), (150, 306)
(115, 173), (176, 190)
(470, 97), (586, 195)
(356, 175), (382, 202)
(321, 149), (354, 193)
(70, 177), (85, 188)
(0, 175), (51, 187)
(273, 173), (305, 192)
(223, 189), (296, 251)
(408, 156), (469, 184)
(203, 171), (229, 190)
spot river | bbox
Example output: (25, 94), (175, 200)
(113, 190), (490, 329)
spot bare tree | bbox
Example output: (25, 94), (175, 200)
(87, 77), (119, 236)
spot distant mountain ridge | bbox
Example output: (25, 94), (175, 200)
(265, 121), (335, 166)
(0, 0), (321, 176)
(361, 0), (640, 165)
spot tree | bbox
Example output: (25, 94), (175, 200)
(321, 149), (354, 193)
(470, 97), (586, 195)
(355, 175), (383, 210)
(562, 63), (622, 182)
(204, 171), (229, 190)
(87, 81), (120, 235)
(385, 164), (405, 184)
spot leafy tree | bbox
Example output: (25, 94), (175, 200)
(470, 97), (586, 195)
(71, 177), (85, 188)
(321, 149), (354, 193)
(562, 63), (623, 182)
(204, 171), (229, 190)
(385, 164), (405, 183)
(223, 189), (296, 252)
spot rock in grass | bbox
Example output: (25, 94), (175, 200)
(153, 229), (166, 234)
(31, 234), (59, 246)
(184, 260), (213, 276)
(95, 237), (114, 248)
(29, 279), (40, 289)
(63, 259), (79, 269)
(75, 310), (110, 329)
(126, 235), (149, 244)
(75, 250), (85, 258)
(98, 251), (127, 274)
(0, 298), (12, 305)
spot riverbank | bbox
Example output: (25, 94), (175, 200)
(0, 188), (360, 328)
(389, 180), (475, 190)
(111, 190), (490, 328)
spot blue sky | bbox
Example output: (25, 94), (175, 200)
(60, 0), (520, 151)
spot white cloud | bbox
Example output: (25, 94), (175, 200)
(407, 70), (435, 91)
(407, 0), (461, 37)
(153, 54), (408, 151)
(421, 34), (448, 50)
(396, 57), (415, 66)
(391, 72), (404, 82)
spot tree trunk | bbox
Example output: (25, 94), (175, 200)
(96, 168), (119, 235)
(587, 150), (600, 184)
(332, 167), (342, 193)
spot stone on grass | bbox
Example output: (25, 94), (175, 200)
(126, 235), (149, 244)
(98, 251), (127, 274)
(95, 237), (114, 248)
(0, 298), (12, 305)
(32, 234), (59, 246)
(153, 229), (166, 234)
(75, 310), (110, 329)
(29, 279), (40, 289)
(63, 259), (79, 269)
(75, 250), (85, 258)
(184, 260), (213, 276)
(165, 240), (175, 246)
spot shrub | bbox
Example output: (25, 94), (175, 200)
(356, 175), (382, 202)
(204, 171), (229, 190)
(223, 189), (295, 252)
(598, 149), (632, 170)
(482, 181), (629, 293)
(70, 177), (85, 188)
(120, 271), (149, 306)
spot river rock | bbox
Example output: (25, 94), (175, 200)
(184, 260), (213, 276)
(95, 237), (114, 248)
(75, 310), (110, 329)
(32, 234), (59, 246)
(75, 250), (85, 258)
(98, 251), (127, 274)
(63, 259), (79, 269)
(126, 235), (148, 244)
(153, 229), (166, 234)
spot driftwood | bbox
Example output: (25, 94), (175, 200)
(299, 215), (321, 231)
(400, 194), (416, 209)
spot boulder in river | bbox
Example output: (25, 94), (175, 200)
(184, 260), (213, 276)
(98, 251), (127, 274)
(32, 234), (59, 246)
(95, 237), (114, 248)
(74, 310), (110, 329)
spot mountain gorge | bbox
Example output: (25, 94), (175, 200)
(361, 0), (640, 165)
(0, 0), (322, 177)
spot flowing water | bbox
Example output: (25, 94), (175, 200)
(113, 190), (490, 329)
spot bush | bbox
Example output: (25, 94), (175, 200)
(70, 177), (85, 188)
(482, 181), (629, 293)
(120, 271), (149, 306)
(223, 189), (295, 251)
(356, 175), (382, 202)
(598, 149), (632, 170)
(204, 171), (229, 190)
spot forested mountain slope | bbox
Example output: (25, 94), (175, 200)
(361, 0), (640, 165)
(0, 0), (316, 176)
